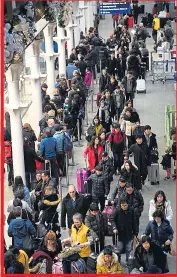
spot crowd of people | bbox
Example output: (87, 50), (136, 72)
(4, 10), (176, 275)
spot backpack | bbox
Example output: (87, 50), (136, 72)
(71, 258), (86, 274)
(4, 141), (12, 164)
(52, 260), (63, 274)
(63, 133), (73, 152)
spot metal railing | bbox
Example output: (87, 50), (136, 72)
(165, 104), (176, 147)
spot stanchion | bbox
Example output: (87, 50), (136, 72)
(85, 99), (89, 126)
(91, 91), (94, 113)
(74, 119), (83, 147)
(58, 177), (62, 200)
(69, 136), (78, 166)
(65, 153), (69, 186)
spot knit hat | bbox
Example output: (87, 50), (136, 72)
(89, 203), (99, 211)
(41, 83), (48, 89)
(48, 110), (55, 117)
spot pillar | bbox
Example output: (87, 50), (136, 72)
(25, 40), (43, 136)
(66, 18), (77, 58)
(79, 1), (86, 34)
(5, 64), (26, 184)
(41, 23), (56, 94)
(85, 1), (94, 32)
(73, 14), (83, 47)
(54, 24), (69, 78)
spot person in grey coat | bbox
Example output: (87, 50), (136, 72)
(111, 176), (126, 207)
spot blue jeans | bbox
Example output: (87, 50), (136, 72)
(118, 239), (132, 262)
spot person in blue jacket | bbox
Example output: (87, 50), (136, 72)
(66, 59), (78, 81)
(8, 206), (36, 250)
(143, 210), (174, 253)
(39, 128), (58, 179)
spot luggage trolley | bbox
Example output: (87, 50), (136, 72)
(151, 51), (166, 84)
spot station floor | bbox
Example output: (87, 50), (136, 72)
(4, 14), (176, 272)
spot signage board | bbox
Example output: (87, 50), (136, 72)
(100, 2), (130, 14)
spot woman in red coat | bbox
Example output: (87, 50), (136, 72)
(84, 136), (104, 171)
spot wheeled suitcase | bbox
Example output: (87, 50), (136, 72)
(136, 78), (146, 94)
(102, 205), (114, 236)
(148, 163), (160, 185)
(86, 242), (100, 273)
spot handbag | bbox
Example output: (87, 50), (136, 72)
(22, 221), (34, 252)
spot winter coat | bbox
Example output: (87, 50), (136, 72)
(85, 210), (104, 237)
(161, 153), (171, 169)
(111, 207), (138, 241)
(22, 129), (37, 150)
(122, 190), (144, 218)
(144, 219), (174, 245)
(40, 193), (60, 224)
(99, 157), (114, 182)
(24, 145), (44, 173)
(104, 97), (116, 118)
(148, 200), (173, 222)
(99, 74), (110, 92)
(13, 185), (31, 207)
(66, 64), (78, 79)
(96, 252), (123, 274)
(39, 137), (57, 159)
(106, 58), (118, 74)
(105, 80), (118, 94)
(120, 165), (139, 189)
(113, 90), (125, 111)
(77, 60), (87, 77)
(108, 129), (124, 153)
(52, 95), (63, 109)
(142, 132), (158, 151)
(8, 219), (36, 249)
(61, 192), (86, 228)
(4, 127), (11, 141)
(87, 173), (109, 198)
(7, 199), (32, 214)
(85, 49), (98, 66)
(134, 243), (168, 273)
(84, 145), (104, 171)
(121, 75), (137, 94)
(41, 88), (46, 101)
(84, 71), (92, 86)
(111, 183), (126, 206)
(127, 143), (149, 175)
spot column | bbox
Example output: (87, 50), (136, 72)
(66, 18), (77, 58)
(85, 1), (91, 32)
(5, 64), (26, 184)
(25, 40), (43, 135)
(54, 24), (69, 78)
(79, 1), (86, 34)
(73, 14), (83, 47)
(41, 23), (56, 94)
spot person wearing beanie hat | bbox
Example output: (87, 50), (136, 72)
(99, 151), (114, 193)
(41, 83), (48, 101)
(127, 132), (149, 188)
(85, 203), (105, 253)
(87, 165), (109, 211)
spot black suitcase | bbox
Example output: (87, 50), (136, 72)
(86, 242), (100, 273)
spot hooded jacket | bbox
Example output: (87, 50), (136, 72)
(8, 219), (36, 249)
(108, 129), (124, 153)
(99, 157), (114, 182)
(87, 172), (109, 198)
(144, 219), (174, 245)
(40, 193), (61, 224)
(85, 210), (104, 238)
(96, 252), (123, 274)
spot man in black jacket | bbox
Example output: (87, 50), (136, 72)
(111, 176), (126, 207)
(121, 71), (137, 105)
(87, 165), (109, 211)
(122, 183), (144, 234)
(106, 52), (118, 77)
(85, 45), (98, 81)
(127, 135), (149, 187)
(77, 56), (87, 79)
(99, 151), (114, 193)
(111, 197), (138, 263)
(99, 69), (110, 93)
(61, 185), (86, 235)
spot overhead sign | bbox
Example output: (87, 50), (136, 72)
(100, 2), (130, 14)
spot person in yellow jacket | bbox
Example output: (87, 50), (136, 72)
(152, 14), (160, 44)
(96, 246), (123, 274)
(11, 248), (30, 274)
(61, 213), (94, 261)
